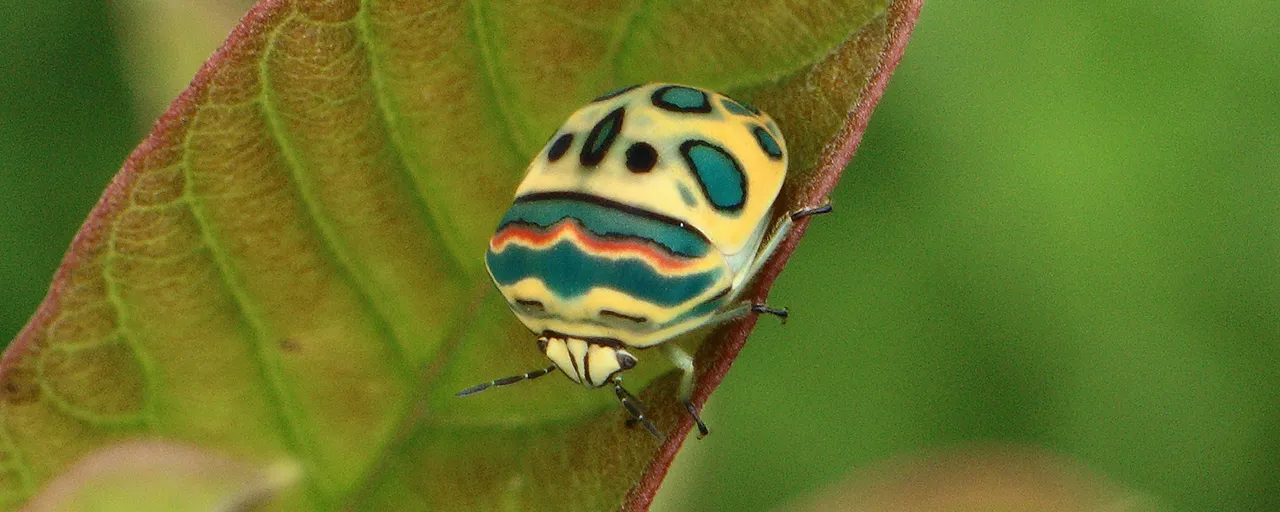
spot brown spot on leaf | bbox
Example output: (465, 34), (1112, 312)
(2, 367), (41, 406)
(278, 338), (301, 353)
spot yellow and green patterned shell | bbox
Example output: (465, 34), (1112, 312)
(485, 83), (788, 350)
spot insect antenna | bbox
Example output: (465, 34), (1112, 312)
(456, 365), (558, 397)
(613, 378), (664, 441)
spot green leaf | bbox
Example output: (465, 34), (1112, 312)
(0, 0), (920, 509)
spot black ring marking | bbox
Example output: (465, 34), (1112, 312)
(651, 85), (713, 113)
(722, 93), (762, 115)
(625, 142), (658, 172)
(678, 139), (747, 212)
(580, 107), (625, 167)
(751, 125), (784, 160)
(720, 97), (754, 116)
(546, 133), (574, 162)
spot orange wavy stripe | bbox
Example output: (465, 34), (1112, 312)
(490, 222), (702, 273)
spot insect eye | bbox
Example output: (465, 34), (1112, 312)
(625, 142), (658, 173)
(616, 351), (637, 370)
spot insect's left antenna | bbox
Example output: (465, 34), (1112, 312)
(456, 365), (558, 397)
(613, 378), (663, 442)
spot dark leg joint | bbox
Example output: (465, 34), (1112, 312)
(614, 381), (664, 442)
(684, 401), (711, 439)
(790, 203), (833, 221)
(751, 304), (789, 324)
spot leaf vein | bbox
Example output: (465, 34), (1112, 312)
(355, 0), (473, 283)
(0, 410), (35, 498)
(469, 0), (534, 160)
(603, 0), (649, 83)
(171, 12), (329, 506)
(257, 23), (415, 385)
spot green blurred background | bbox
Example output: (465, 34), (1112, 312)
(1, 1), (1276, 511)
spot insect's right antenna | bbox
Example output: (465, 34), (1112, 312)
(456, 365), (558, 397)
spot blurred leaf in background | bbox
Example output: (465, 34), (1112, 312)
(0, 0), (136, 344)
(109, 0), (256, 127)
(1, 0), (1277, 511)
(656, 1), (1279, 511)
(0, 0), (251, 348)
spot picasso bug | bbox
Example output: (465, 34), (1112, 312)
(457, 83), (829, 440)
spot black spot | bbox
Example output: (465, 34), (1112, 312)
(516, 298), (546, 310)
(651, 85), (713, 113)
(546, 133), (573, 162)
(580, 107), (625, 167)
(601, 310), (647, 324)
(625, 142), (658, 172)
(592, 84), (641, 102)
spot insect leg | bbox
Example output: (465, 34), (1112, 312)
(660, 343), (712, 438)
(613, 378), (663, 441)
(741, 202), (834, 283)
(698, 301), (789, 329)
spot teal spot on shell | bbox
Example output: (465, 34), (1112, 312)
(721, 98), (753, 116)
(677, 183), (698, 208)
(652, 85), (712, 113)
(751, 125), (783, 160)
(487, 241), (720, 308)
(498, 198), (710, 258)
(680, 140), (746, 211)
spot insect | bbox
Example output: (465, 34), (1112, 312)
(457, 83), (829, 440)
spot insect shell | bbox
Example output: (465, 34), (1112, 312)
(459, 83), (796, 439)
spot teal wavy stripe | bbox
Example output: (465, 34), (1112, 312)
(487, 240), (720, 308)
(498, 198), (710, 258)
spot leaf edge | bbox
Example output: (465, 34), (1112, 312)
(619, 0), (926, 509)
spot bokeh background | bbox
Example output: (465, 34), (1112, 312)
(2, 1), (1276, 511)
